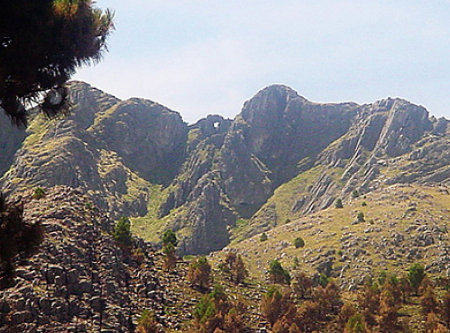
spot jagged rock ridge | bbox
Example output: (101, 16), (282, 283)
(0, 82), (448, 255)
(1, 82), (188, 219)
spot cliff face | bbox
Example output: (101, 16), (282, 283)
(217, 85), (358, 216)
(0, 82), (448, 255)
(245, 98), (447, 239)
(89, 98), (188, 185)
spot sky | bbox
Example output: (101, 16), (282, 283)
(74, 0), (450, 123)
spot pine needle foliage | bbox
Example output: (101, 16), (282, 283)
(0, 0), (114, 126)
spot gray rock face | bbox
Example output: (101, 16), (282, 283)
(0, 82), (188, 218)
(218, 85), (358, 216)
(267, 96), (447, 220)
(370, 98), (433, 157)
(0, 82), (448, 255)
(90, 98), (188, 185)
(173, 172), (236, 254)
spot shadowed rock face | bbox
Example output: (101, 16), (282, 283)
(217, 85), (358, 216)
(89, 98), (188, 185)
(0, 81), (447, 255)
(0, 111), (26, 176)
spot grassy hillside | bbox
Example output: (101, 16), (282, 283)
(218, 184), (450, 286)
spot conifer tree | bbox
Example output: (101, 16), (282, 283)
(222, 252), (248, 284)
(261, 286), (295, 327)
(378, 288), (400, 332)
(193, 284), (246, 332)
(292, 271), (312, 299)
(358, 281), (380, 327)
(162, 229), (177, 247)
(0, 194), (43, 289)
(421, 286), (438, 316)
(408, 263), (426, 295)
(0, 0), (114, 126)
(161, 229), (177, 270)
(162, 243), (177, 270)
(113, 216), (132, 248)
(344, 313), (368, 333)
(187, 256), (211, 291)
(268, 260), (291, 285)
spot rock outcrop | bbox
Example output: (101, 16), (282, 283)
(89, 98), (188, 185)
(0, 82), (448, 255)
(0, 186), (165, 333)
(0, 82), (188, 218)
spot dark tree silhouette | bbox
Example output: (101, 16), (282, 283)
(0, 193), (43, 289)
(162, 229), (177, 247)
(408, 263), (426, 295)
(113, 216), (133, 248)
(0, 0), (114, 126)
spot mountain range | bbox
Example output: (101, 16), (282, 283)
(0, 81), (448, 258)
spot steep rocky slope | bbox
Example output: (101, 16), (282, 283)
(1, 82), (448, 256)
(238, 99), (449, 239)
(1, 82), (187, 219)
(0, 187), (166, 333)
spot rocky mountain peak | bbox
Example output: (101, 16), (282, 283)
(241, 84), (305, 122)
(370, 98), (433, 157)
(0, 82), (448, 256)
(89, 97), (188, 185)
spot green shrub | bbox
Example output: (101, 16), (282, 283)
(345, 313), (367, 333)
(162, 229), (177, 247)
(137, 309), (161, 332)
(268, 260), (290, 285)
(294, 237), (305, 248)
(260, 232), (268, 242)
(194, 293), (216, 323)
(32, 187), (46, 199)
(357, 212), (365, 223)
(318, 273), (330, 287)
(335, 198), (343, 209)
(361, 201), (367, 207)
(408, 263), (425, 294)
(352, 190), (360, 198)
(113, 217), (132, 248)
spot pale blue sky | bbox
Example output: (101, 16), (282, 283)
(74, 0), (450, 123)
